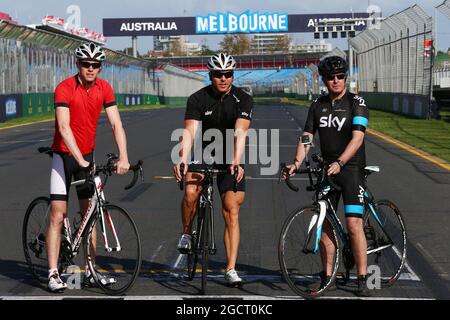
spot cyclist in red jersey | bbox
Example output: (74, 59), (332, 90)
(46, 42), (130, 292)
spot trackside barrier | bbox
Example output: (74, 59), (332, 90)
(360, 92), (430, 118)
(0, 93), (161, 123)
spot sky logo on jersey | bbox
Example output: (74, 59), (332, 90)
(319, 115), (346, 131)
(354, 95), (367, 107)
(196, 11), (288, 34)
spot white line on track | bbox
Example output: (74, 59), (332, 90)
(0, 295), (434, 301)
(392, 246), (420, 281)
(246, 144), (297, 147)
(150, 242), (166, 263)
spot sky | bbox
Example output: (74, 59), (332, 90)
(1, 0), (450, 53)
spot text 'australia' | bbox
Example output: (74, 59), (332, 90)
(120, 22), (177, 32)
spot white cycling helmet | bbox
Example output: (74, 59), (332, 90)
(75, 42), (106, 62)
(207, 53), (236, 71)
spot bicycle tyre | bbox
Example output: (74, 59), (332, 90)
(186, 210), (201, 281)
(364, 199), (407, 287)
(23, 197), (52, 284)
(86, 204), (142, 295)
(279, 205), (340, 298)
(201, 204), (210, 295)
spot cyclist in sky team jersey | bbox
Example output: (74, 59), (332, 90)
(284, 55), (371, 296)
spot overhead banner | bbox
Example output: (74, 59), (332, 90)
(103, 12), (369, 36)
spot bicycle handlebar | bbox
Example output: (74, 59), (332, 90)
(178, 163), (239, 193)
(38, 147), (144, 190)
(279, 154), (342, 193)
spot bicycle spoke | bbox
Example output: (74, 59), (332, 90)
(364, 200), (407, 287)
(86, 204), (141, 295)
(279, 207), (339, 298)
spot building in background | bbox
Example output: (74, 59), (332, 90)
(292, 40), (332, 53)
(153, 35), (200, 56)
(251, 33), (289, 54)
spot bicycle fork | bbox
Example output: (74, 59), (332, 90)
(303, 201), (327, 254)
(199, 195), (216, 255)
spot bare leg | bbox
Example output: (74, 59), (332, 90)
(221, 191), (245, 271)
(47, 200), (68, 271)
(319, 219), (337, 277)
(181, 173), (204, 234)
(347, 217), (367, 276)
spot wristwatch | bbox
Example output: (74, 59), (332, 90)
(337, 159), (345, 168)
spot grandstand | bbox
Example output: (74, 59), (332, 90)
(149, 52), (324, 71)
(195, 67), (318, 96)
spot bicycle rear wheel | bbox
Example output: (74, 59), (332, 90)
(86, 204), (142, 295)
(364, 200), (407, 287)
(23, 197), (51, 284)
(279, 206), (339, 298)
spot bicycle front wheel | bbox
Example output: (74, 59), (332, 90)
(186, 211), (201, 281)
(364, 200), (407, 287)
(23, 197), (51, 284)
(279, 206), (339, 298)
(200, 204), (210, 295)
(86, 204), (142, 295)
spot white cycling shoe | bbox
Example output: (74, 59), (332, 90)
(47, 272), (67, 292)
(225, 269), (243, 287)
(177, 233), (192, 254)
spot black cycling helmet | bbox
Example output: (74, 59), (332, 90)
(318, 56), (348, 77)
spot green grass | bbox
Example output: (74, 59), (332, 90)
(0, 114), (54, 129)
(0, 104), (165, 129)
(368, 110), (450, 163)
(282, 98), (450, 164)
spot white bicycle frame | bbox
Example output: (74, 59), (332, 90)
(62, 174), (122, 258)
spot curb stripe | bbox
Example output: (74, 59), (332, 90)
(367, 129), (450, 171)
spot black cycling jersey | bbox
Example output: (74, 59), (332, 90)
(185, 85), (253, 164)
(304, 91), (369, 167)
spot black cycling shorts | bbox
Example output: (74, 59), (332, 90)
(50, 152), (94, 201)
(326, 165), (366, 219)
(216, 165), (246, 194)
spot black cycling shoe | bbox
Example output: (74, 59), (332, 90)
(308, 272), (336, 293)
(320, 272), (337, 291)
(355, 275), (371, 297)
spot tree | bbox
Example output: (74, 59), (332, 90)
(219, 35), (235, 54)
(219, 34), (251, 55)
(234, 34), (251, 55)
(274, 35), (291, 53)
(200, 44), (216, 56)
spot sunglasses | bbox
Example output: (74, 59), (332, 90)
(79, 61), (102, 69)
(325, 73), (346, 81)
(211, 71), (234, 79)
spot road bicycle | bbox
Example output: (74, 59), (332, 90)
(278, 153), (407, 298)
(23, 147), (144, 295)
(178, 163), (238, 294)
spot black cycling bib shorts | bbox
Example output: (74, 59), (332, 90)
(50, 152), (94, 201)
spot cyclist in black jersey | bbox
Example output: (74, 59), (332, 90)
(173, 53), (253, 286)
(284, 55), (371, 296)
